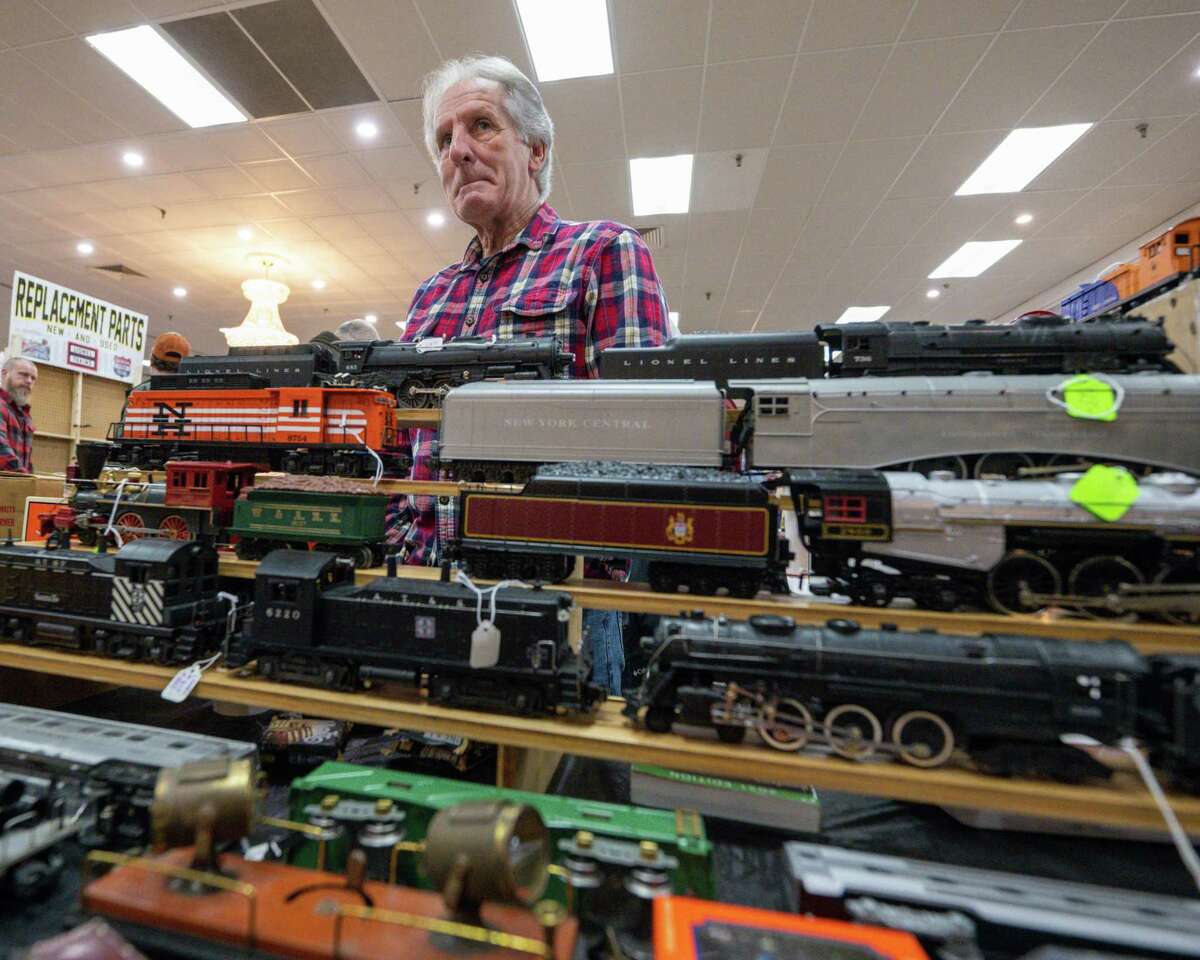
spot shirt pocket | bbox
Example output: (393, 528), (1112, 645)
(497, 285), (586, 342)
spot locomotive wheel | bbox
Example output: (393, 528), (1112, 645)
(1154, 564), (1200, 625)
(158, 515), (192, 541)
(850, 578), (894, 608)
(905, 455), (968, 479)
(352, 546), (376, 569)
(756, 698), (813, 752)
(76, 526), (98, 547)
(824, 704), (883, 760)
(401, 380), (431, 408)
(890, 710), (956, 768)
(115, 512), (146, 543)
(1067, 555), (1143, 619)
(974, 452), (1035, 479)
(986, 551), (1060, 615)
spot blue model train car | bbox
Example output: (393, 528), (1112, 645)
(1060, 279), (1121, 320)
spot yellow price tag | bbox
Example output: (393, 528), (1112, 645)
(1069, 464), (1139, 521)
(1061, 374), (1118, 422)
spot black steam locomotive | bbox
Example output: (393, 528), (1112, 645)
(599, 314), (1176, 382)
(625, 613), (1200, 791)
(226, 550), (603, 715)
(0, 540), (231, 664)
(180, 334), (573, 408)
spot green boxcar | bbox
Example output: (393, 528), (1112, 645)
(288, 761), (714, 900)
(230, 489), (387, 567)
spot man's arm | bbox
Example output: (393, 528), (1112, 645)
(0, 416), (26, 472)
(587, 228), (672, 352)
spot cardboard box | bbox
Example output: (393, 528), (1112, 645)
(0, 472), (66, 540)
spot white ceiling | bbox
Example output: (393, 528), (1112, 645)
(2, 0), (1200, 352)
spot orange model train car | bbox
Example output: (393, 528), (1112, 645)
(110, 382), (405, 477)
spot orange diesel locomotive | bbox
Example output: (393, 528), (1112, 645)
(110, 381), (405, 477)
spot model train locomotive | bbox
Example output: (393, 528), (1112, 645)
(625, 612), (1200, 791)
(787, 468), (1200, 620)
(180, 334), (574, 407)
(226, 550), (603, 715)
(0, 539), (232, 664)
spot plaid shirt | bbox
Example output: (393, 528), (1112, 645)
(387, 203), (670, 563)
(0, 388), (34, 473)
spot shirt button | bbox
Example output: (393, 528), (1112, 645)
(465, 315), (476, 327)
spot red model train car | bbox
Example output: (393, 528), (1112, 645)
(110, 382), (404, 477)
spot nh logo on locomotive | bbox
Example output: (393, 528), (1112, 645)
(151, 400), (193, 435)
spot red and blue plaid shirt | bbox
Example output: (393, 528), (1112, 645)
(0, 388), (34, 473)
(387, 203), (670, 563)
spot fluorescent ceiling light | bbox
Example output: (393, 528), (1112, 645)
(630, 154), (693, 216)
(929, 240), (1022, 279)
(86, 25), (247, 129)
(122, 151), (144, 168)
(76, 241), (94, 255)
(516, 0), (613, 82)
(835, 306), (891, 324)
(956, 123), (1091, 195)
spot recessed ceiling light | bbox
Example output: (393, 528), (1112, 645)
(426, 211), (446, 227)
(364, 314), (378, 324)
(630, 154), (694, 216)
(76, 241), (94, 255)
(1014, 212), (1034, 225)
(311, 278), (327, 290)
(929, 240), (1022, 279)
(86, 25), (247, 128)
(835, 306), (891, 324)
(926, 288), (940, 299)
(173, 286), (187, 298)
(956, 123), (1091, 195)
(237, 227), (253, 241)
(122, 151), (144, 168)
(516, 0), (614, 82)
(355, 120), (379, 140)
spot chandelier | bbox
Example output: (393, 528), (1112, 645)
(220, 254), (299, 347)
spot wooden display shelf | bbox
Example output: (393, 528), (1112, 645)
(214, 555), (1200, 654)
(394, 409), (442, 426)
(0, 643), (1196, 834)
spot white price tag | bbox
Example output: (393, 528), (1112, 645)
(161, 664), (203, 703)
(469, 621), (501, 668)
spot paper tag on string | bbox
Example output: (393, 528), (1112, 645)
(161, 664), (203, 703)
(1069, 464), (1140, 521)
(469, 621), (501, 668)
(1061, 375), (1119, 421)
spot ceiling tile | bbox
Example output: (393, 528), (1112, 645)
(323, 108), (413, 151)
(887, 129), (1003, 197)
(1029, 118), (1184, 190)
(754, 142), (841, 209)
(727, 207), (803, 288)
(901, 0), (1019, 39)
(691, 149), (768, 213)
(801, 0), (914, 51)
(611, 0), (707, 72)
(936, 24), (1099, 133)
(677, 284), (728, 328)
(329, 185), (397, 214)
(708, 0), (811, 61)
(1037, 183), (1161, 237)
(259, 116), (342, 157)
(309, 215), (369, 242)
(821, 137), (922, 208)
(621, 67), (702, 157)
(974, 190), (1089, 238)
(1110, 33), (1200, 120)
(415, 0), (534, 77)
(1108, 116), (1200, 184)
(0, 55), (127, 144)
(188, 166), (263, 198)
(1006, 0), (1122, 29)
(130, 0), (225, 16)
(1116, 0), (1200, 14)
(242, 159), (316, 192)
(34, 0), (141, 33)
(774, 46), (890, 145)
(856, 197), (944, 245)
(320, 0), (441, 101)
(852, 35), (991, 140)
(383, 180), (444, 210)
(0, 99), (73, 152)
(698, 57), (793, 151)
(275, 190), (346, 217)
(1022, 14), (1200, 126)
(685, 211), (751, 289)
(558, 160), (632, 222)
(540, 77), (626, 164)
(908, 193), (1012, 243)
(300, 154), (372, 188)
(0, 0), (72, 48)
(207, 127), (287, 164)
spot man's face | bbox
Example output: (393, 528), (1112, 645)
(4, 361), (36, 405)
(433, 80), (544, 229)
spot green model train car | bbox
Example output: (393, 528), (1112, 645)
(288, 761), (714, 900)
(229, 488), (387, 568)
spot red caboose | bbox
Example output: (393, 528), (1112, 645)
(164, 461), (261, 533)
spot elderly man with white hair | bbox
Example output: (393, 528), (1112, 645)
(386, 54), (671, 692)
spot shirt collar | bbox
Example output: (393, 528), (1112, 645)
(459, 203), (562, 269)
(0, 389), (28, 415)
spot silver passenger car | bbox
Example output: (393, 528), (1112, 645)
(436, 380), (727, 479)
(744, 372), (1200, 477)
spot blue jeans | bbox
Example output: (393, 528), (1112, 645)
(584, 608), (623, 695)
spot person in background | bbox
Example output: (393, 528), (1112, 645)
(147, 332), (192, 374)
(386, 54), (671, 693)
(0, 356), (37, 473)
(333, 318), (380, 340)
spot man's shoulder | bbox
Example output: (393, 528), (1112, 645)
(552, 215), (640, 248)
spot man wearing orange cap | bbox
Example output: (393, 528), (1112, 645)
(148, 332), (191, 374)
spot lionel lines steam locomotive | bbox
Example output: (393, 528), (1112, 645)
(625, 613), (1200, 791)
(599, 314), (1176, 381)
(226, 550), (603, 715)
(455, 462), (789, 597)
(179, 334), (573, 407)
(0, 539), (232, 664)
(786, 468), (1200, 620)
(108, 373), (405, 476)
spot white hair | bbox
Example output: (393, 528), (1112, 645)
(2, 355), (34, 374)
(422, 55), (555, 203)
(334, 318), (379, 341)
